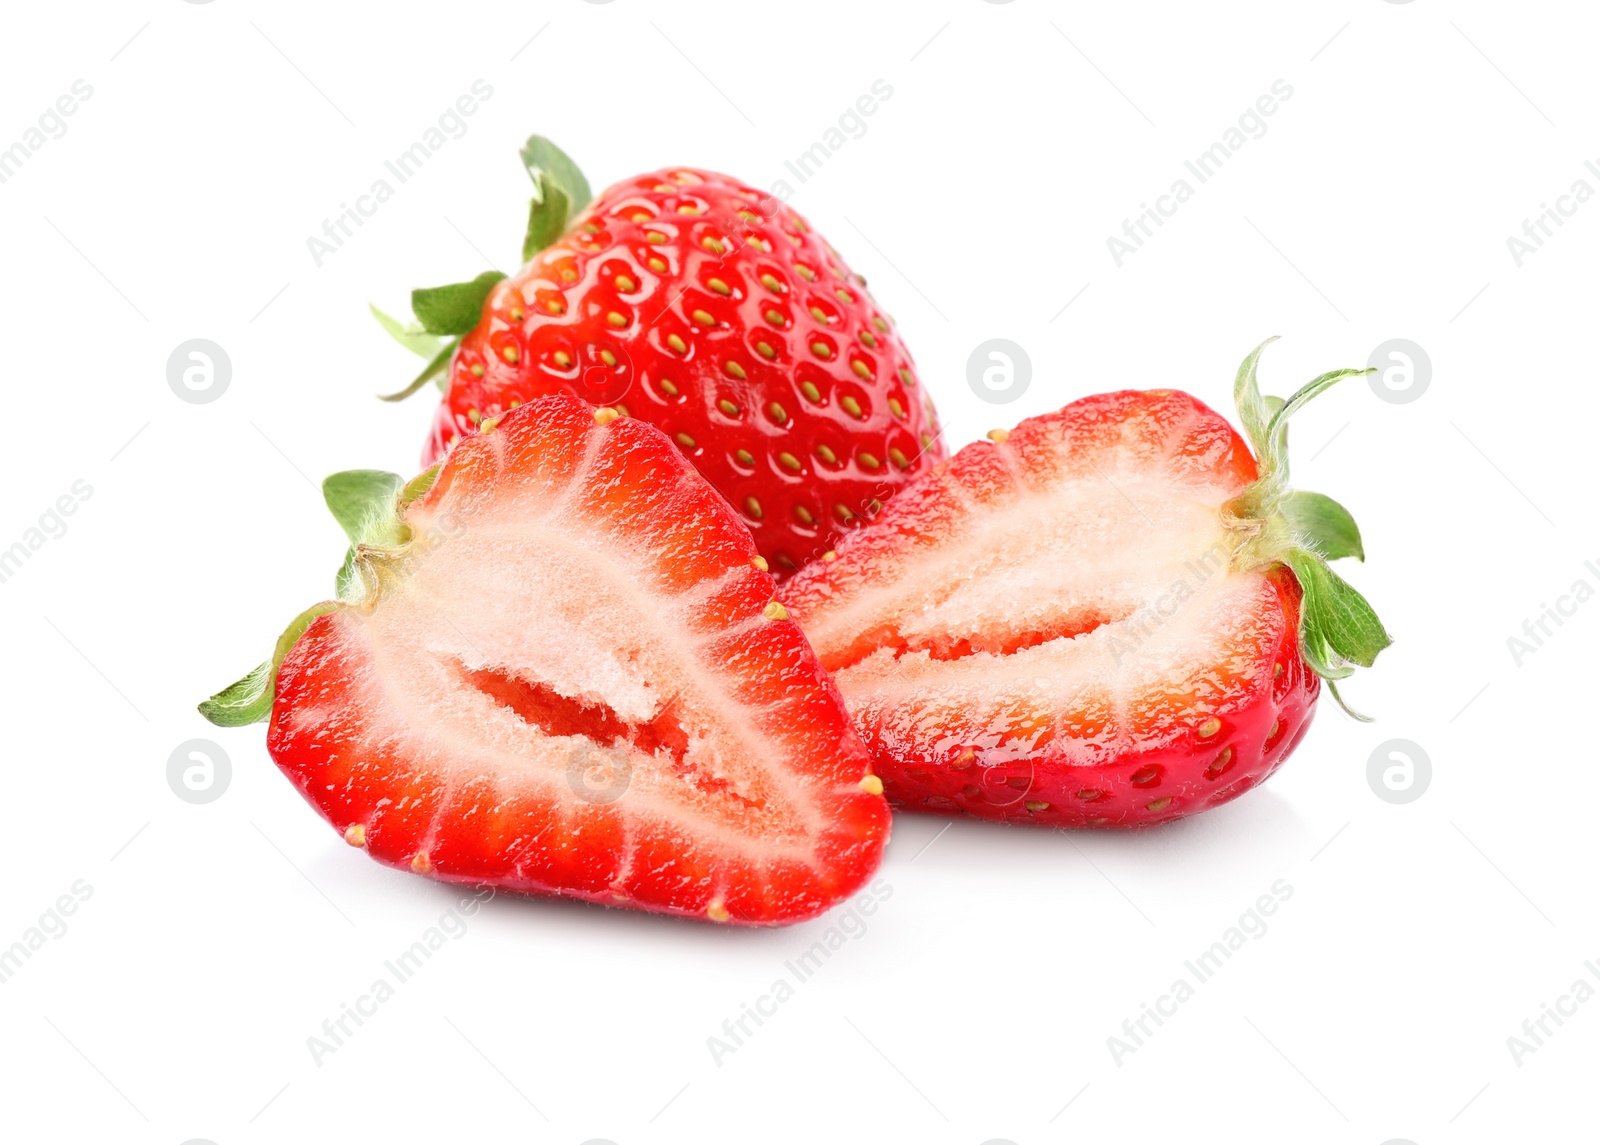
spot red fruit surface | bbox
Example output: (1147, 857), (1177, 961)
(423, 168), (944, 577)
(783, 389), (1321, 828)
(268, 395), (889, 923)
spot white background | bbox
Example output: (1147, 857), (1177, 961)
(0, 2), (1593, 1142)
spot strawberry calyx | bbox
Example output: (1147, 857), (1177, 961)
(197, 464), (438, 727)
(1219, 338), (1392, 718)
(373, 135), (592, 402)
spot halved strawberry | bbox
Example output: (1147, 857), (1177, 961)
(783, 341), (1391, 828)
(200, 394), (889, 924)
(374, 135), (944, 578)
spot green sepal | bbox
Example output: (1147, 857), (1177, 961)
(377, 337), (459, 402)
(197, 601), (343, 727)
(1280, 490), (1364, 562)
(369, 303), (450, 360)
(520, 136), (590, 262)
(400, 463), (442, 507)
(1278, 548), (1392, 719)
(323, 470), (406, 547)
(412, 271), (507, 337)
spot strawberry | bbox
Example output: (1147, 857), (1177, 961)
(375, 135), (944, 578)
(782, 341), (1391, 828)
(199, 394), (890, 924)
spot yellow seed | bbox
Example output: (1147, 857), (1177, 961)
(836, 288), (853, 303)
(616, 274), (636, 291)
(860, 775), (884, 796)
(1146, 797), (1173, 812)
(760, 273), (784, 293)
(987, 428), (1010, 443)
(545, 300), (564, 314)
(767, 401), (788, 424)
(411, 851), (432, 873)
(678, 203), (701, 215)
(646, 231), (667, 244)
(858, 452), (880, 470)
(744, 496), (763, 519)
(607, 311), (627, 328)
(834, 503), (855, 521)
(719, 399), (740, 417)
(706, 899), (731, 922)
(797, 265), (816, 281)
(873, 316), (889, 332)
(851, 360), (872, 380)
(343, 824), (366, 847)
(841, 396), (862, 418)
(702, 237), (726, 255)
(560, 268), (577, 282)
(708, 277), (731, 296)
(469, 362), (485, 378)
(553, 350), (572, 368)
(692, 309), (715, 326)
(794, 506), (815, 524)
(648, 256), (668, 273)
(584, 223), (600, 234)
(676, 432), (696, 449)
(800, 381), (821, 403)
(1025, 800), (1050, 813)
(889, 448), (909, 469)
(810, 306), (829, 322)
(859, 331), (877, 348)
(751, 555), (769, 572)
(899, 367), (914, 386)
(815, 444), (837, 464)
(593, 407), (620, 426)
(764, 600), (788, 620)
(821, 550), (837, 561)
(501, 346), (520, 364)
(1198, 717), (1222, 738)
(778, 452), (801, 471)
(757, 341), (776, 359)
(599, 349), (616, 367)
(509, 399), (521, 408)
(725, 361), (747, 380)
(659, 379), (679, 396)
(479, 416), (500, 434)
(888, 397), (905, 419)
(811, 341), (832, 359)
(630, 212), (651, 223)
(736, 449), (754, 466)
(667, 333), (687, 354)
(509, 307), (524, 321)
(765, 309), (785, 326)
(1273, 662), (1284, 678)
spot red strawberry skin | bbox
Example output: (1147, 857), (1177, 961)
(268, 395), (889, 924)
(423, 168), (944, 577)
(783, 389), (1321, 829)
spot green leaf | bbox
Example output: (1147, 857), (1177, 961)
(520, 135), (592, 215)
(1260, 367), (1371, 483)
(369, 303), (450, 360)
(1280, 490), (1365, 562)
(377, 337), (459, 402)
(523, 181), (571, 263)
(412, 271), (507, 336)
(1281, 548), (1391, 681)
(198, 602), (342, 727)
(323, 470), (406, 547)
(1231, 337), (1279, 459)
(400, 462), (442, 507)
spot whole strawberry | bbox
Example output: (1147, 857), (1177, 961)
(784, 341), (1391, 828)
(377, 136), (944, 577)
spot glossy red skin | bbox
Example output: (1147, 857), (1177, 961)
(784, 390), (1322, 829)
(423, 167), (945, 578)
(268, 396), (890, 925)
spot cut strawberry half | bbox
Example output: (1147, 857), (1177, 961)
(783, 341), (1391, 828)
(200, 394), (889, 924)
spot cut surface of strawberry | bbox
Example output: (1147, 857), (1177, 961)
(375, 135), (945, 579)
(784, 342), (1390, 828)
(202, 395), (889, 924)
